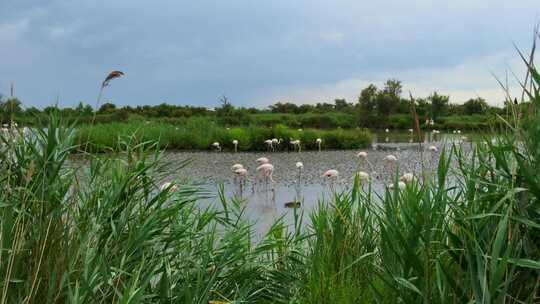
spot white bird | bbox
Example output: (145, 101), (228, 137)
(295, 161), (304, 169)
(232, 139), (239, 152)
(234, 168), (248, 177)
(400, 173), (414, 183)
(257, 163), (275, 183)
(457, 130), (461, 134)
(323, 169), (339, 178)
(316, 138), (322, 151)
(388, 181), (406, 190)
(256, 157), (269, 164)
(291, 139), (301, 152)
(408, 129), (413, 133)
(385, 128), (389, 133)
(231, 164), (244, 171)
(357, 151), (368, 158)
(428, 145), (438, 152)
(272, 138), (282, 151)
(212, 142), (221, 152)
(357, 171), (369, 181)
(384, 155), (398, 163)
(264, 139), (274, 151)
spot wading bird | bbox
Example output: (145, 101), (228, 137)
(290, 139), (301, 152)
(264, 139), (274, 151)
(233, 168), (248, 196)
(256, 157), (269, 164)
(428, 145), (438, 152)
(357, 171), (369, 181)
(232, 139), (239, 152)
(272, 138), (281, 151)
(389, 181), (406, 190)
(212, 142), (221, 152)
(256, 163), (275, 191)
(231, 163), (244, 171)
(384, 154), (398, 163)
(316, 138), (322, 151)
(323, 169), (339, 192)
(400, 173), (414, 183)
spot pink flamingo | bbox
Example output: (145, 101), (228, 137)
(233, 167), (248, 196)
(256, 157), (269, 164)
(255, 163), (275, 192)
(323, 169), (339, 192)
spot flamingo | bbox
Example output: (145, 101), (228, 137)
(264, 139), (274, 151)
(295, 161), (304, 185)
(231, 163), (244, 171)
(211, 142), (221, 152)
(316, 138), (322, 151)
(400, 173), (414, 183)
(256, 157), (269, 164)
(428, 145), (438, 152)
(384, 155), (398, 163)
(232, 139), (239, 152)
(256, 163), (275, 191)
(290, 139), (301, 152)
(357, 171), (369, 181)
(388, 181), (406, 190)
(323, 169), (339, 192)
(272, 138), (282, 151)
(323, 169), (339, 179)
(357, 151), (368, 158)
(233, 168), (248, 195)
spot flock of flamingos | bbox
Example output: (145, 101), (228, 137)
(158, 132), (451, 195)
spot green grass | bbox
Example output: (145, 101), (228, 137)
(75, 119), (373, 152)
(2, 41), (540, 304)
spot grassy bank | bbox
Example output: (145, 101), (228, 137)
(2, 44), (540, 304)
(75, 120), (372, 152)
(2, 102), (540, 302)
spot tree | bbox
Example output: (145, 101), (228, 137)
(462, 97), (488, 115)
(357, 84), (379, 126)
(429, 92), (449, 120)
(76, 102), (93, 115)
(334, 98), (352, 112)
(98, 102), (117, 114)
(0, 98), (23, 123)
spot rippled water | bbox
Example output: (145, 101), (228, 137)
(159, 132), (478, 235)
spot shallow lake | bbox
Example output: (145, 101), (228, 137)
(159, 131), (481, 236)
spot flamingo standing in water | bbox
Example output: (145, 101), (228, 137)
(256, 157), (269, 164)
(272, 138), (281, 151)
(232, 139), (239, 152)
(295, 162), (304, 186)
(264, 139), (274, 151)
(233, 167), (248, 196)
(256, 163), (275, 191)
(323, 169), (339, 192)
(316, 138), (322, 151)
(290, 139), (301, 152)
(212, 142), (221, 152)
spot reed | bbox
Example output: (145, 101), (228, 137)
(1, 36), (539, 304)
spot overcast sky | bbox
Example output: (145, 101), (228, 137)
(0, 0), (538, 109)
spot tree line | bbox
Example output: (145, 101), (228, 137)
(0, 79), (510, 128)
